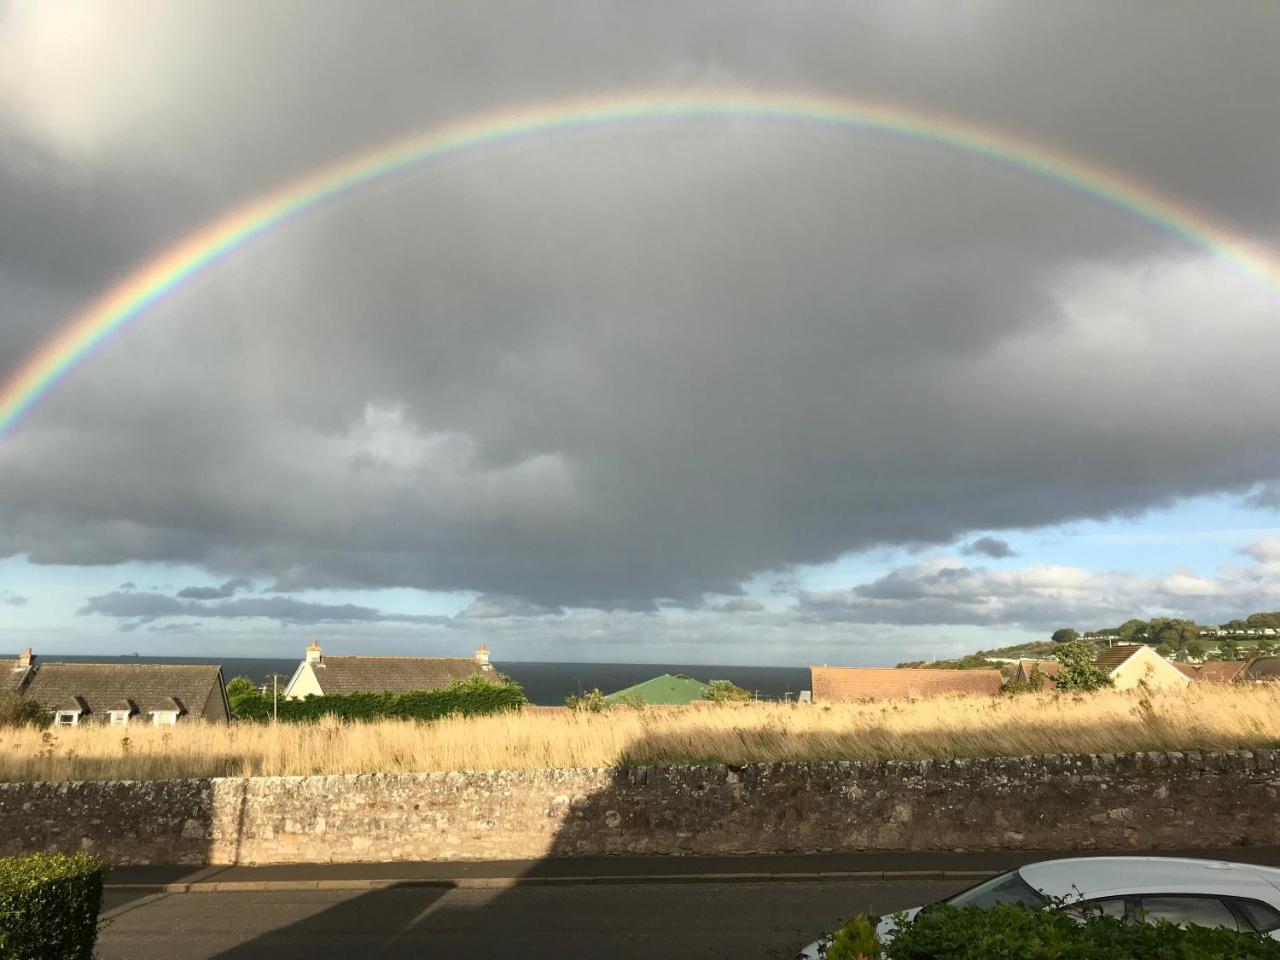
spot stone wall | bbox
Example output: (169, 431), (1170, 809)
(2, 750), (1278, 865)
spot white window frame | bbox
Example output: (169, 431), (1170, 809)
(54, 711), (80, 727)
(151, 711), (179, 726)
(109, 711), (131, 726)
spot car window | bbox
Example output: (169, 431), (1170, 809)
(1234, 899), (1280, 933)
(946, 871), (1048, 910)
(1060, 897), (1126, 921)
(1137, 896), (1238, 931)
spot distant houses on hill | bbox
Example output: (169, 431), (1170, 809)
(282, 641), (497, 699)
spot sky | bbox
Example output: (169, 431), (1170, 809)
(2, 0), (1280, 666)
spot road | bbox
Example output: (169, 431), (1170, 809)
(97, 879), (966, 959)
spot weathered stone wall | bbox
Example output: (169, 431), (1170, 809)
(2, 750), (1278, 865)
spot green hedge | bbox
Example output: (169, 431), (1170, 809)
(230, 676), (527, 722)
(879, 904), (1280, 959)
(0, 854), (103, 960)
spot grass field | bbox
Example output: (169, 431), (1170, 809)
(2, 685), (1278, 781)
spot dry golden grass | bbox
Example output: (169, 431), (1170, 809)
(2, 685), (1278, 782)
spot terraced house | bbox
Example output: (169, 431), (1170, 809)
(282, 641), (497, 698)
(8, 649), (229, 726)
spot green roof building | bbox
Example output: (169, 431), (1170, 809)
(602, 673), (710, 705)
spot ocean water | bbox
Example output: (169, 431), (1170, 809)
(16, 655), (812, 706)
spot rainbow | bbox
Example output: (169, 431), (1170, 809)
(3, 87), (1278, 440)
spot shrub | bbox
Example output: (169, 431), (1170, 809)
(825, 914), (881, 959)
(705, 679), (751, 702)
(0, 853), (103, 960)
(0, 695), (48, 729)
(1054, 638), (1112, 691)
(231, 676), (527, 723)
(564, 688), (609, 713)
(883, 904), (1280, 959)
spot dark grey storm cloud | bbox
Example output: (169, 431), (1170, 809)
(2, 2), (1279, 614)
(457, 595), (564, 619)
(78, 591), (450, 628)
(962, 537), (1017, 559)
(1, 591), (27, 607)
(176, 577), (252, 600)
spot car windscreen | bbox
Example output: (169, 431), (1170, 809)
(945, 870), (1049, 910)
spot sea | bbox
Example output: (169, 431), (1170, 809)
(22, 655), (813, 705)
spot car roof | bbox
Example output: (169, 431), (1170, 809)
(1018, 857), (1280, 902)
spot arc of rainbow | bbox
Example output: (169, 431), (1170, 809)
(3, 88), (1278, 440)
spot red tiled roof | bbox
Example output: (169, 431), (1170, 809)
(810, 666), (1002, 702)
(1016, 659), (1063, 688)
(1175, 661), (1250, 682)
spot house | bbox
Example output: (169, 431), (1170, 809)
(6, 648), (35, 693)
(1246, 657), (1280, 682)
(282, 641), (496, 699)
(602, 674), (710, 705)
(1011, 659), (1063, 689)
(17, 651), (229, 726)
(1173, 660), (1251, 683)
(1094, 644), (1188, 690)
(809, 666), (1002, 702)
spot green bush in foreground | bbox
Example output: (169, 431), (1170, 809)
(0, 853), (103, 960)
(0, 695), (49, 729)
(231, 676), (527, 723)
(825, 914), (881, 959)
(881, 904), (1280, 959)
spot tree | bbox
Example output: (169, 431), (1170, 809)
(225, 675), (258, 700)
(1154, 642), (1174, 658)
(1054, 638), (1112, 692)
(1185, 639), (1207, 660)
(705, 679), (751, 702)
(1255, 637), (1276, 657)
(1216, 639), (1241, 661)
(1051, 628), (1079, 644)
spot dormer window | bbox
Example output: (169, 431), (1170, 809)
(109, 699), (138, 726)
(149, 695), (185, 726)
(53, 695), (89, 727)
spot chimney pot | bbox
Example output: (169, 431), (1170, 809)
(305, 640), (321, 664)
(475, 644), (491, 668)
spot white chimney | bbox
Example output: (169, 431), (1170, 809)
(475, 644), (491, 669)
(305, 640), (322, 664)
(15, 647), (33, 669)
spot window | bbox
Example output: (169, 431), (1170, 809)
(54, 711), (79, 727)
(946, 871), (1049, 910)
(151, 711), (178, 726)
(1061, 897), (1126, 922)
(1234, 899), (1280, 933)
(1137, 896), (1238, 931)
(109, 711), (130, 726)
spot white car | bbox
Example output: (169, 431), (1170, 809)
(798, 857), (1280, 958)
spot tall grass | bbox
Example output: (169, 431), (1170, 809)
(2, 685), (1277, 782)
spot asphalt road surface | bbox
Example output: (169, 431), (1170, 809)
(97, 879), (966, 959)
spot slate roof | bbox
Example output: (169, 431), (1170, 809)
(3, 659), (31, 694)
(22, 663), (228, 723)
(1094, 645), (1148, 673)
(1016, 659), (1063, 684)
(307, 656), (492, 695)
(1247, 656), (1280, 681)
(1174, 660), (1251, 682)
(603, 674), (710, 705)
(810, 666), (1003, 702)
